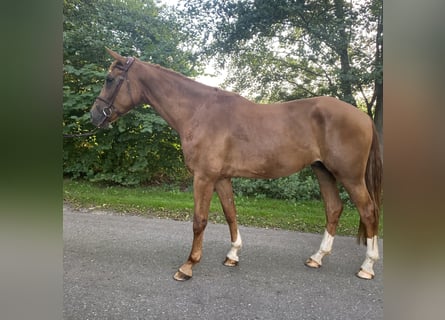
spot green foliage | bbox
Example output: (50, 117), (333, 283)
(178, 0), (383, 114)
(63, 0), (197, 185)
(64, 106), (189, 185)
(232, 167), (320, 201)
(232, 167), (353, 207)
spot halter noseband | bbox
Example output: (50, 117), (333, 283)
(95, 57), (135, 125)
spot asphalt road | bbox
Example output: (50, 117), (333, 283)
(64, 204), (383, 320)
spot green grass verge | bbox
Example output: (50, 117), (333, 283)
(63, 179), (383, 237)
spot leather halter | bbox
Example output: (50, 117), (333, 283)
(95, 57), (135, 124)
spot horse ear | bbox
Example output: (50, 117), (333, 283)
(105, 47), (126, 65)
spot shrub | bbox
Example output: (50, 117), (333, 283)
(232, 167), (320, 201)
(232, 167), (353, 206)
(63, 105), (190, 186)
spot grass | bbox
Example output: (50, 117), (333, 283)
(63, 179), (383, 237)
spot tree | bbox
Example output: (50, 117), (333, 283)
(63, 0), (200, 185)
(177, 0), (383, 139)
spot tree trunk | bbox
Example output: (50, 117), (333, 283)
(374, 3), (383, 154)
(334, 0), (357, 106)
(374, 80), (383, 156)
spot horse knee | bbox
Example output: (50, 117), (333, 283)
(334, 201), (343, 215)
(193, 216), (208, 234)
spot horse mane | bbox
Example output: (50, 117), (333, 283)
(148, 62), (197, 82)
(140, 60), (242, 98)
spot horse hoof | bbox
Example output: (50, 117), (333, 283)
(305, 258), (321, 268)
(223, 257), (239, 267)
(356, 269), (374, 280)
(173, 269), (192, 281)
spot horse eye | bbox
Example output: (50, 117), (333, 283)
(106, 75), (113, 84)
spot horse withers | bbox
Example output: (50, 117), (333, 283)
(90, 48), (382, 281)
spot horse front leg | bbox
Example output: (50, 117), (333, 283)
(215, 178), (242, 267)
(173, 175), (215, 281)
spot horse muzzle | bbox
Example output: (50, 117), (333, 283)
(90, 104), (111, 128)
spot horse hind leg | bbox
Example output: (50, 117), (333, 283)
(343, 181), (379, 280)
(215, 178), (242, 267)
(305, 162), (343, 268)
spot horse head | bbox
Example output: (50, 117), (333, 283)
(90, 48), (138, 128)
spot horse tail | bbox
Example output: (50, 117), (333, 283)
(358, 122), (383, 245)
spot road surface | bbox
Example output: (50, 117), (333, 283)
(64, 204), (383, 319)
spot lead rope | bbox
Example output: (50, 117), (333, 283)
(63, 128), (99, 138)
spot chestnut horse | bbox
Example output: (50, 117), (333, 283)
(90, 49), (382, 281)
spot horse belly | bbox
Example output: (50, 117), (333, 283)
(225, 144), (315, 179)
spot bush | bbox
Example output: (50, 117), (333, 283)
(232, 167), (353, 206)
(63, 106), (190, 186)
(232, 167), (320, 201)
(63, 0), (200, 186)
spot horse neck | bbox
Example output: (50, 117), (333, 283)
(136, 61), (211, 135)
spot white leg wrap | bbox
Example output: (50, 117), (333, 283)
(360, 236), (379, 276)
(226, 230), (242, 262)
(310, 229), (334, 265)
